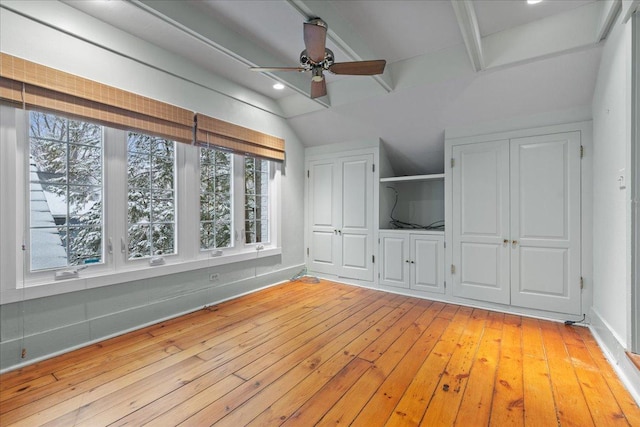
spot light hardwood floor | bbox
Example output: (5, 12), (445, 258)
(1, 280), (639, 426)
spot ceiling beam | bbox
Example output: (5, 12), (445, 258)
(286, 0), (394, 93)
(450, 0), (484, 72)
(596, 0), (621, 40)
(130, 0), (330, 108)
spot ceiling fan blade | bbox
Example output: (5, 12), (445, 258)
(250, 66), (305, 72)
(329, 60), (386, 76)
(304, 21), (327, 63)
(310, 78), (327, 99)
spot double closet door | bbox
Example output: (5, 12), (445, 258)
(379, 232), (445, 294)
(307, 154), (374, 282)
(451, 132), (582, 315)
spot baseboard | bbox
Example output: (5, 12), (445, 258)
(589, 307), (640, 405)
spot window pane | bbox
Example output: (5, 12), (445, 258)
(127, 132), (176, 259)
(200, 148), (232, 250)
(28, 111), (103, 271)
(128, 224), (150, 258)
(244, 157), (269, 244)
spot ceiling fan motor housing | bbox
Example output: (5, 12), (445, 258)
(300, 48), (334, 70)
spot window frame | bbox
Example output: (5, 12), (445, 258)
(26, 111), (106, 273)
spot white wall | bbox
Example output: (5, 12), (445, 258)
(592, 13), (632, 347)
(590, 11), (640, 402)
(0, 2), (305, 371)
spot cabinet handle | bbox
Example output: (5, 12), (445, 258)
(334, 229), (338, 235)
(338, 230), (342, 235)
(503, 239), (509, 246)
(405, 260), (410, 263)
(410, 260), (415, 264)
(512, 240), (518, 247)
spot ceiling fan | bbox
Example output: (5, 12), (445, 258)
(250, 18), (386, 99)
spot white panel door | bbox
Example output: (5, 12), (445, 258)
(412, 235), (445, 294)
(308, 159), (338, 275)
(379, 232), (409, 288)
(510, 132), (581, 314)
(339, 155), (374, 281)
(452, 140), (510, 304)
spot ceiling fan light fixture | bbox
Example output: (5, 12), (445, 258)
(311, 67), (324, 82)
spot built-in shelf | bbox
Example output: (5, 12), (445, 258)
(380, 173), (444, 183)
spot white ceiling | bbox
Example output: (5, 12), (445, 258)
(64, 0), (613, 175)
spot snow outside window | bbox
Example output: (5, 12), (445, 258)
(127, 132), (176, 259)
(244, 157), (269, 244)
(199, 148), (232, 250)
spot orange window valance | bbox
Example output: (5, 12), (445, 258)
(0, 53), (285, 161)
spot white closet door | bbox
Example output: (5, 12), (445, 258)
(412, 235), (445, 294)
(510, 132), (581, 314)
(339, 155), (374, 281)
(379, 232), (409, 288)
(308, 159), (338, 275)
(452, 140), (510, 304)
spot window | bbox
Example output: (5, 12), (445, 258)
(28, 112), (103, 271)
(244, 157), (269, 244)
(3, 106), (280, 294)
(127, 132), (176, 259)
(199, 148), (232, 250)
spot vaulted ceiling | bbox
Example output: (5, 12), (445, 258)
(63, 0), (619, 175)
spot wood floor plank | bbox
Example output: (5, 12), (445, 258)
(418, 308), (489, 426)
(1, 280), (639, 427)
(173, 290), (396, 425)
(520, 317), (559, 427)
(558, 326), (629, 426)
(313, 303), (445, 425)
(574, 327), (640, 426)
(539, 321), (596, 427)
(0, 340), (182, 419)
(490, 314), (525, 427)
(350, 304), (449, 426)
(242, 302), (435, 426)
(454, 318), (503, 427)
(212, 300), (406, 426)
(384, 305), (471, 426)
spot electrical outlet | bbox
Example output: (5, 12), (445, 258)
(209, 273), (219, 282)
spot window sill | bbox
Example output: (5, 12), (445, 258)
(0, 247), (282, 304)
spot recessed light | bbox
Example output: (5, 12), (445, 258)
(273, 83), (285, 90)
(527, 0), (542, 4)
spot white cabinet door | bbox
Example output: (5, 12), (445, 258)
(452, 140), (511, 304)
(510, 132), (581, 314)
(339, 155), (374, 281)
(379, 232), (410, 288)
(308, 159), (338, 275)
(412, 234), (445, 294)
(307, 154), (374, 281)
